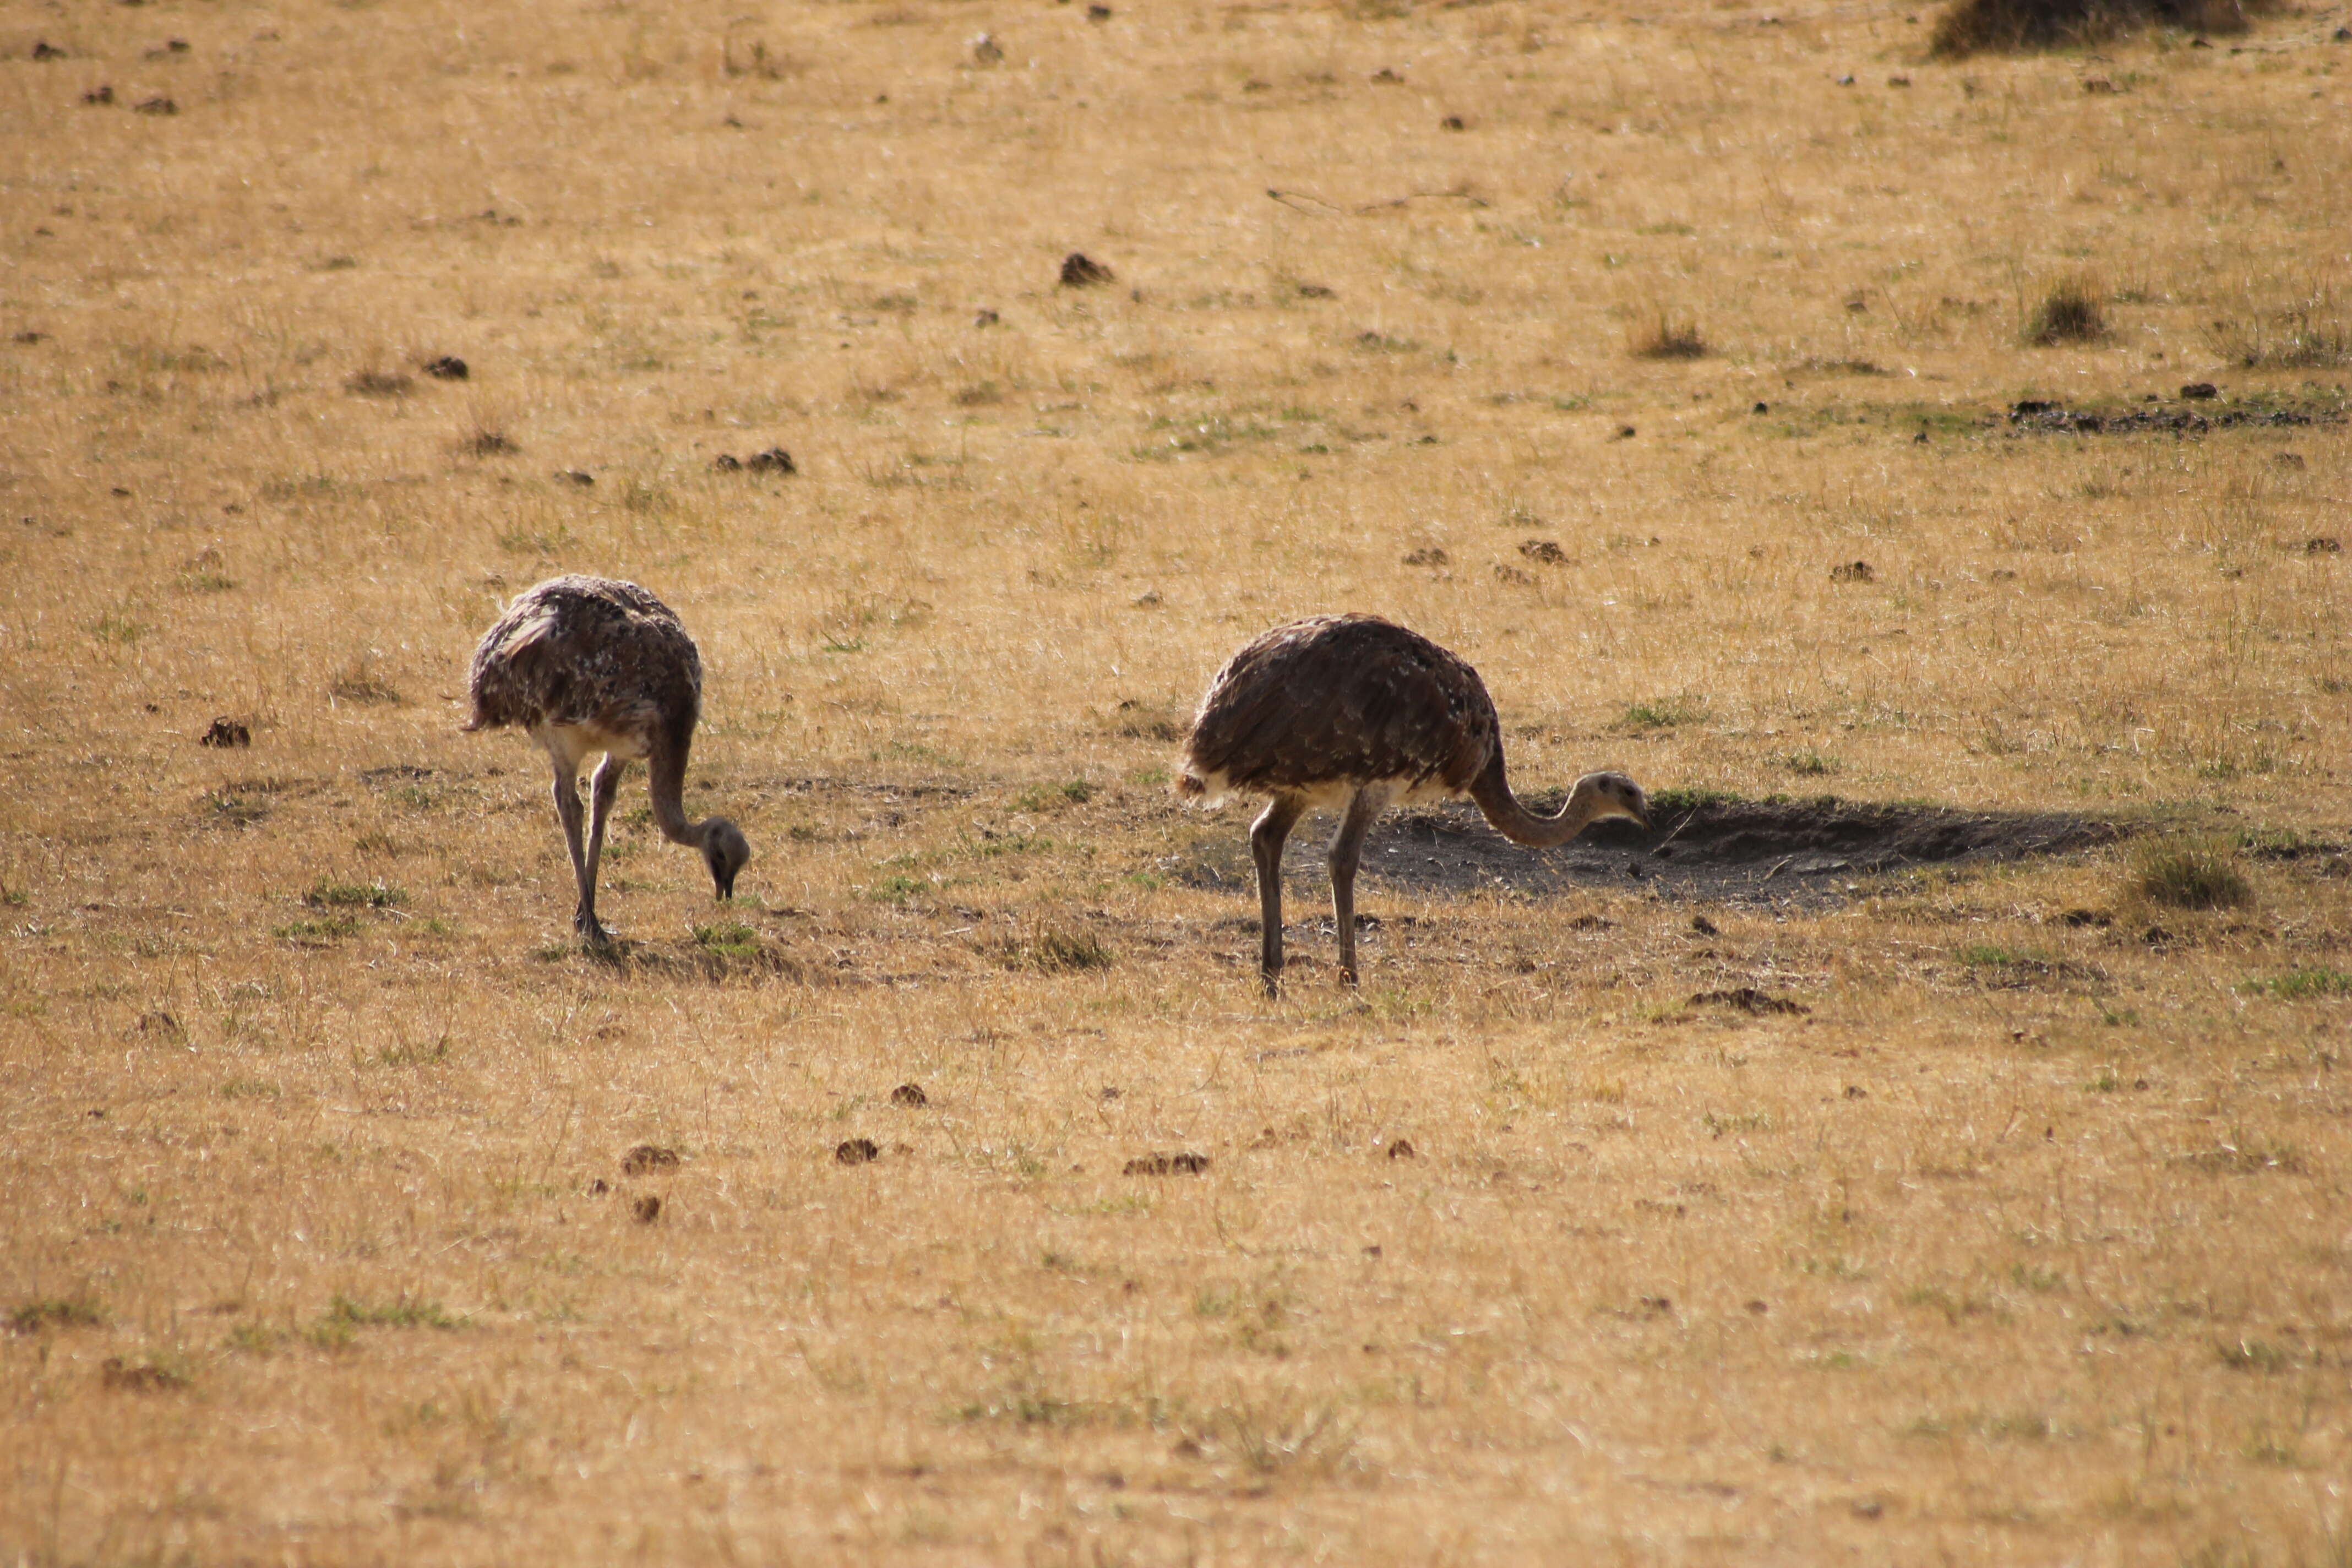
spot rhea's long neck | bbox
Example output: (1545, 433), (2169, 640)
(1467, 748), (1604, 849)
(646, 739), (704, 847)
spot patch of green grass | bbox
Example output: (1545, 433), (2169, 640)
(692, 921), (760, 958)
(319, 1294), (463, 1337)
(273, 915), (359, 944)
(997, 928), (1114, 973)
(1646, 786), (1741, 814)
(306, 879), (405, 910)
(1777, 751), (1839, 776)
(1616, 695), (1708, 732)
(1958, 943), (2045, 968)
(9, 1296), (105, 1333)
(2129, 837), (2251, 910)
(2247, 966), (2352, 1000)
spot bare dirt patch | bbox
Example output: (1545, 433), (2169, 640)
(1353, 795), (2123, 907)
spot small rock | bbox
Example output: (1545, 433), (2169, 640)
(1614, 424), (1637, 439)
(1518, 538), (1567, 564)
(711, 453), (742, 472)
(1440, 114), (1466, 131)
(835, 1137), (880, 1165)
(1690, 914), (1719, 937)
(1100, 1085), (1121, 1100)
(423, 355), (467, 380)
(1086, 3), (1111, 18)
(632, 1194), (662, 1223)
(2179, 382), (2218, 400)
(891, 1082), (928, 1108)
(972, 307), (999, 327)
(13, 330), (45, 344)
(200, 717), (250, 749)
(1059, 251), (1114, 288)
(31, 41), (64, 60)
(1385, 1138), (1415, 1160)
(133, 95), (177, 115)
(1745, 1298), (1769, 1314)
(556, 469), (593, 486)
(1752, 401), (1769, 414)
(970, 31), (1003, 65)
(111, 486), (132, 498)
(1844, 1084), (1868, 1099)
(2304, 536), (2339, 555)
(1123, 1151), (1209, 1176)
(746, 447), (796, 474)
(1370, 67), (1403, 83)
(1641, 1295), (1673, 1314)
(82, 85), (115, 105)
(1831, 559), (1875, 583)
(1401, 546), (1449, 567)
(620, 1145), (679, 1175)
(586, 1177), (609, 1195)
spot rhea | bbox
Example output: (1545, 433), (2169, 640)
(465, 575), (751, 944)
(1178, 614), (1648, 993)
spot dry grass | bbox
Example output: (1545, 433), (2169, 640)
(4, 0), (2352, 1562)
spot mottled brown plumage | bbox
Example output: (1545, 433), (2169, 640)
(1179, 614), (1647, 992)
(466, 575), (750, 942)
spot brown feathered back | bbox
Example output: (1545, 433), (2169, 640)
(465, 575), (702, 743)
(1179, 614), (1499, 799)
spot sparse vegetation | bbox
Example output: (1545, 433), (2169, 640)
(2025, 274), (2109, 346)
(2130, 837), (2253, 911)
(3, 1), (2346, 1561)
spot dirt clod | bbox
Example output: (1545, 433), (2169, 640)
(1831, 559), (1875, 582)
(746, 447), (796, 473)
(1386, 1139), (1415, 1160)
(1124, 1151), (1209, 1176)
(423, 355), (467, 379)
(1059, 252), (1114, 288)
(2304, 537), (2338, 555)
(1690, 914), (1719, 937)
(2180, 382), (2218, 399)
(1402, 546), (1449, 567)
(134, 96), (177, 115)
(891, 1082), (928, 1108)
(1690, 987), (1810, 1016)
(32, 41), (64, 59)
(711, 453), (742, 471)
(632, 1194), (662, 1223)
(586, 1178), (609, 1195)
(82, 85), (113, 105)
(620, 1145), (679, 1175)
(200, 717), (251, 748)
(836, 1137), (880, 1165)
(1518, 538), (1567, 564)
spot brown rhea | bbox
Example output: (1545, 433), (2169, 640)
(1178, 614), (1648, 993)
(465, 575), (752, 944)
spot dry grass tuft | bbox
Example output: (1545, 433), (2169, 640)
(1631, 311), (1707, 360)
(2026, 274), (2109, 345)
(2130, 837), (2254, 910)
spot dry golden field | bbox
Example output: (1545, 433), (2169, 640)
(4, 0), (2352, 1561)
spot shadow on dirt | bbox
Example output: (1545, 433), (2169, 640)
(1186, 794), (2124, 909)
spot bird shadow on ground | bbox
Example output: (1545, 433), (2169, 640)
(1172, 796), (2126, 911)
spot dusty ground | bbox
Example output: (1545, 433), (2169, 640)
(4, 0), (2352, 1562)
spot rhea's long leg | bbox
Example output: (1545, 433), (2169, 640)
(1249, 795), (1306, 995)
(580, 755), (626, 939)
(547, 755), (601, 941)
(1328, 787), (1386, 986)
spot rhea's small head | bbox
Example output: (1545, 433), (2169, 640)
(703, 819), (752, 900)
(1573, 771), (1650, 830)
